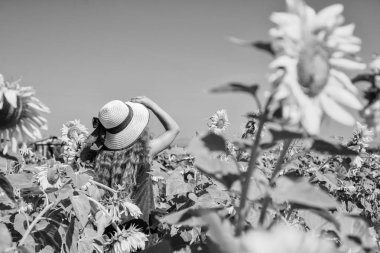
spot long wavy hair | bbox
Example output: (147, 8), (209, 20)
(93, 129), (150, 198)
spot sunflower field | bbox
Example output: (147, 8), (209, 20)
(1, 0), (380, 252)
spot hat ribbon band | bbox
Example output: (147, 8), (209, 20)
(106, 104), (134, 134)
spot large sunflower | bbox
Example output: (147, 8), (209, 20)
(269, 0), (365, 135)
(0, 74), (49, 154)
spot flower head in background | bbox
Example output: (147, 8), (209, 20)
(35, 165), (63, 190)
(348, 122), (374, 152)
(268, 0), (365, 135)
(19, 143), (33, 157)
(121, 201), (142, 219)
(361, 100), (380, 134)
(61, 119), (88, 144)
(0, 74), (50, 154)
(369, 54), (380, 75)
(112, 225), (148, 253)
(352, 156), (363, 168)
(61, 120), (88, 163)
(358, 55), (380, 131)
(208, 109), (230, 134)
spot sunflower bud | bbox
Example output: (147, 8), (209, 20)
(46, 166), (59, 185)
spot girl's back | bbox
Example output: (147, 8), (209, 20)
(93, 129), (154, 223)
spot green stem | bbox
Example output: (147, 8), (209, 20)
(319, 156), (336, 170)
(235, 94), (275, 236)
(89, 179), (118, 195)
(253, 93), (263, 114)
(236, 116), (266, 235)
(258, 196), (270, 226)
(19, 202), (54, 246)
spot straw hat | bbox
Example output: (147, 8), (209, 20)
(98, 100), (149, 150)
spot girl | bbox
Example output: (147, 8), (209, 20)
(92, 96), (179, 232)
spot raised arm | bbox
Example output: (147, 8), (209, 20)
(130, 96), (180, 157)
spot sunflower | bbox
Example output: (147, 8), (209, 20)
(208, 109), (230, 134)
(111, 225), (148, 253)
(348, 121), (374, 152)
(0, 74), (49, 154)
(61, 120), (88, 163)
(35, 165), (63, 190)
(61, 119), (88, 144)
(268, 0), (365, 135)
(19, 143), (33, 157)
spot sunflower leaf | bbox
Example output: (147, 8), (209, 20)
(271, 176), (338, 210)
(70, 194), (90, 227)
(165, 171), (193, 196)
(193, 155), (240, 188)
(78, 239), (94, 253)
(0, 224), (12, 252)
(187, 132), (226, 155)
(69, 172), (92, 189)
(0, 174), (15, 202)
(65, 217), (80, 253)
(338, 215), (377, 249)
(311, 139), (358, 155)
(269, 128), (305, 142)
(14, 213), (28, 235)
(160, 207), (220, 226)
(6, 173), (34, 189)
(0, 150), (23, 163)
(209, 82), (259, 97)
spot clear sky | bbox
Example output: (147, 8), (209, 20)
(0, 0), (379, 144)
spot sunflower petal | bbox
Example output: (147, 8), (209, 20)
(329, 58), (367, 72)
(269, 28), (284, 38)
(269, 55), (297, 70)
(270, 12), (300, 26)
(27, 101), (50, 113)
(316, 4), (344, 25)
(301, 99), (323, 135)
(25, 120), (42, 139)
(3, 144), (8, 155)
(328, 35), (362, 47)
(286, 0), (304, 14)
(4, 89), (18, 108)
(334, 43), (361, 54)
(20, 123), (36, 140)
(324, 79), (363, 110)
(320, 94), (355, 126)
(15, 125), (23, 141)
(333, 23), (355, 37)
(273, 85), (291, 100)
(330, 69), (358, 94)
(11, 136), (18, 153)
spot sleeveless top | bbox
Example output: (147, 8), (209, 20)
(92, 140), (155, 224)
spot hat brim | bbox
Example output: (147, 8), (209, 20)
(104, 102), (149, 150)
